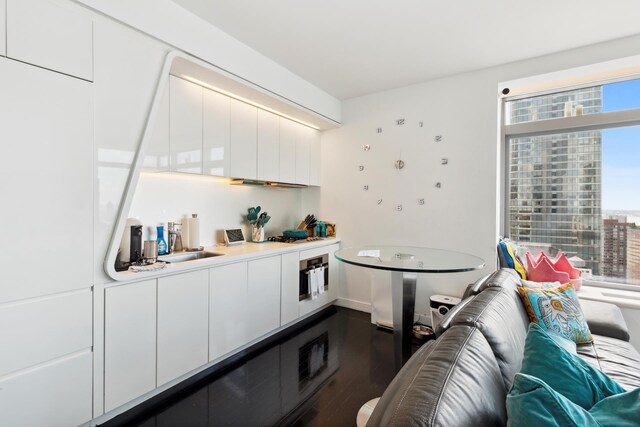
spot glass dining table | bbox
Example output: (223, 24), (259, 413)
(335, 246), (485, 369)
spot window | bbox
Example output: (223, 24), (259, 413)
(504, 78), (640, 289)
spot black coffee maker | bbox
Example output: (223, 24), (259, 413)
(129, 225), (143, 263)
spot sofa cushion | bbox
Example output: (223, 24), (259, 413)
(476, 268), (521, 293)
(434, 295), (476, 338)
(449, 287), (529, 390)
(577, 334), (640, 391)
(507, 373), (640, 427)
(506, 374), (599, 427)
(580, 299), (630, 342)
(366, 325), (507, 427)
(497, 240), (527, 279)
(521, 323), (625, 410)
(517, 282), (593, 344)
(462, 273), (492, 299)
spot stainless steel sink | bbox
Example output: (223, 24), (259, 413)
(158, 251), (224, 263)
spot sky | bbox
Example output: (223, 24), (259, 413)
(601, 79), (640, 211)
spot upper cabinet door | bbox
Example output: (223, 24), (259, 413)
(0, 59), (93, 303)
(203, 88), (231, 177)
(295, 123), (310, 185)
(0, 0), (6, 57)
(308, 128), (321, 186)
(256, 110), (280, 182)
(279, 118), (296, 184)
(6, 0), (93, 80)
(144, 80), (170, 172)
(170, 76), (203, 174)
(229, 99), (257, 179)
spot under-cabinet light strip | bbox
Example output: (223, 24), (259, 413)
(179, 76), (320, 130)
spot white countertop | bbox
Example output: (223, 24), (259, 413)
(111, 238), (340, 284)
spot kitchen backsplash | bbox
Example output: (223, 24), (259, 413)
(129, 172), (320, 245)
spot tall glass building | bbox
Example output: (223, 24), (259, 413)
(507, 87), (602, 274)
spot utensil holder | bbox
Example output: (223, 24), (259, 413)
(252, 225), (265, 243)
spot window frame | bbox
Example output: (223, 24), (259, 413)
(501, 83), (640, 292)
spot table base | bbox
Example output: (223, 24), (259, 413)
(391, 271), (417, 370)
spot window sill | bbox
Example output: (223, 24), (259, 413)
(579, 285), (640, 310)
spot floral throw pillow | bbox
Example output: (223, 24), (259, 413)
(517, 282), (593, 344)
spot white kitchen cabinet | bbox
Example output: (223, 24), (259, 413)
(157, 270), (209, 386)
(281, 252), (300, 326)
(257, 109), (280, 182)
(144, 80), (170, 172)
(247, 256), (281, 341)
(210, 262), (248, 361)
(104, 280), (157, 412)
(229, 99), (257, 179)
(0, 58), (93, 304)
(308, 128), (321, 186)
(203, 88), (231, 176)
(6, 0), (93, 80)
(0, 290), (91, 377)
(0, 350), (92, 427)
(0, 0), (6, 57)
(170, 75), (203, 174)
(279, 118), (297, 183)
(295, 124), (311, 185)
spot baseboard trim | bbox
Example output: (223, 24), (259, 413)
(335, 297), (371, 313)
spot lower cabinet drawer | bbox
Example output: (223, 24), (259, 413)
(0, 350), (92, 427)
(0, 289), (92, 376)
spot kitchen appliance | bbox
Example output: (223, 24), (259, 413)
(118, 217), (143, 264)
(224, 228), (246, 245)
(268, 235), (308, 244)
(143, 240), (158, 264)
(430, 294), (461, 330)
(299, 254), (329, 301)
(129, 224), (143, 263)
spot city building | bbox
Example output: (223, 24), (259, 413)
(602, 216), (631, 278)
(508, 88), (602, 274)
(627, 224), (640, 283)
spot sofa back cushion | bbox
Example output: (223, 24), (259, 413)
(367, 325), (507, 427)
(477, 268), (521, 293)
(449, 286), (530, 390)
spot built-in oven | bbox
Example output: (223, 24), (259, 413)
(299, 253), (329, 301)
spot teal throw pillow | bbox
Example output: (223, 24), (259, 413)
(589, 388), (640, 427)
(507, 373), (640, 427)
(517, 282), (593, 344)
(507, 373), (599, 427)
(520, 323), (625, 410)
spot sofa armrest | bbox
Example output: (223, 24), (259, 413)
(580, 299), (630, 342)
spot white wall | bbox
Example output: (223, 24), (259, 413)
(321, 34), (640, 323)
(76, 0), (341, 123)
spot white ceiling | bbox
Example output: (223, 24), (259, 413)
(172, 0), (640, 100)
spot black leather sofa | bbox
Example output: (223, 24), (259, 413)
(367, 269), (640, 426)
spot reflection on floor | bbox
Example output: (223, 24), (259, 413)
(110, 307), (399, 427)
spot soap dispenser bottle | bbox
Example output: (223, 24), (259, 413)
(157, 224), (167, 255)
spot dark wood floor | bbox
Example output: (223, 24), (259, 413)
(108, 307), (400, 427)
